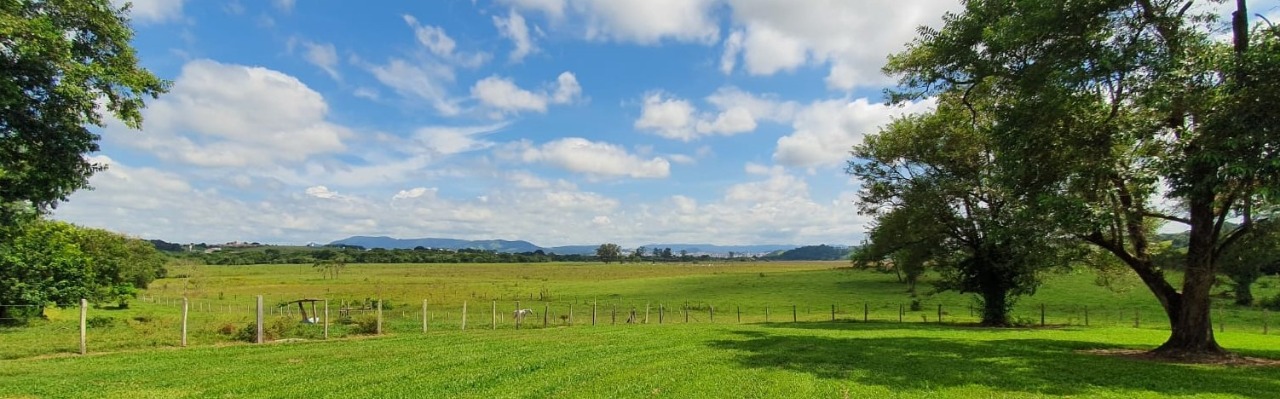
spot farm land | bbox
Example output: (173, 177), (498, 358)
(3, 261), (1280, 398)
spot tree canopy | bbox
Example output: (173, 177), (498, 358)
(885, 0), (1279, 357)
(0, 0), (168, 225)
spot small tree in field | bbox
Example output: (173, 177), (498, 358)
(596, 243), (622, 264)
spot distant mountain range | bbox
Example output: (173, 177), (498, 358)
(327, 236), (799, 256)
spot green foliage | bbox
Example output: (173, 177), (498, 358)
(0, 0), (168, 222)
(0, 219), (166, 319)
(85, 316), (115, 328)
(595, 243), (623, 264)
(1219, 220), (1280, 306)
(766, 245), (851, 261)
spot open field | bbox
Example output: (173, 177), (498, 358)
(3, 261), (1280, 398)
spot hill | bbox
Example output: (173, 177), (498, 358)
(764, 244), (853, 261)
(328, 236), (542, 253)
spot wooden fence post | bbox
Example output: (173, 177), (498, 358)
(937, 304), (943, 324)
(831, 304), (836, 321)
(376, 299), (383, 335)
(765, 306), (769, 323)
(899, 304), (903, 323)
(423, 300), (429, 333)
(1040, 303), (1046, 327)
(645, 303), (650, 324)
(324, 299), (330, 339)
(569, 303), (574, 325)
(544, 304), (549, 328)
(256, 295), (264, 344)
(684, 303), (689, 323)
(492, 301), (497, 330)
(592, 301), (597, 326)
(612, 303), (616, 325)
(792, 305), (797, 323)
(516, 301), (521, 330)
(737, 306), (741, 323)
(462, 301), (468, 330)
(710, 305), (714, 323)
(659, 304), (664, 324)
(181, 297), (189, 347)
(79, 298), (87, 355)
(864, 303), (869, 322)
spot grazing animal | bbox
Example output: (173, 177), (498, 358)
(513, 309), (534, 323)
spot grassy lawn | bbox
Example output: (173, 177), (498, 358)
(2, 322), (1280, 398)
(2, 261), (1279, 398)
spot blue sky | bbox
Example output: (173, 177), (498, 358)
(51, 0), (1277, 247)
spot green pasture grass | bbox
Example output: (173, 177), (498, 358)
(3, 262), (1279, 360)
(2, 322), (1279, 398)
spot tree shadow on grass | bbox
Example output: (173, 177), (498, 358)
(708, 330), (1280, 398)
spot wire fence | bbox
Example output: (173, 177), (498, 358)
(3, 295), (1273, 358)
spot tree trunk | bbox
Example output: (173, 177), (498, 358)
(1153, 194), (1228, 358)
(980, 286), (1010, 326)
(1233, 280), (1254, 306)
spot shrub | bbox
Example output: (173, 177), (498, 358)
(352, 315), (379, 335)
(217, 323), (237, 335)
(86, 316), (115, 328)
(1260, 295), (1280, 311)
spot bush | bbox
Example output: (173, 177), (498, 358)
(351, 315), (379, 335)
(217, 323), (237, 335)
(86, 316), (115, 328)
(1260, 295), (1280, 311)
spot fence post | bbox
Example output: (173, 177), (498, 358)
(899, 304), (903, 323)
(1040, 303), (1045, 327)
(592, 301), (597, 326)
(423, 300), (429, 333)
(710, 305), (714, 323)
(937, 304), (943, 324)
(685, 303), (690, 323)
(462, 301), (468, 330)
(516, 301), (521, 330)
(376, 299), (383, 335)
(79, 298), (87, 355)
(792, 305), (797, 323)
(831, 304), (836, 321)
(612, 304), (616, 325)
(737, 306), (741, 323)
(324, 299), (330, 339)
(181, 297), (189, 347)
(645, 303), (650, 324)
(1084, 305), (1089, 327)
(864, 303), (869, 322)
(256, 295), (264, 344)
(659, 304), (664, 324)
(492, 301), (497, 330)
(765, 306), (769, 323)
(544, 304), (549, 328)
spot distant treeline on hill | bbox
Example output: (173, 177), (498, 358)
(763, 244), (854, 261)
(152, 242), (737, 265)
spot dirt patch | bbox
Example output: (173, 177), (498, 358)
(1082, 348), (1280, 367)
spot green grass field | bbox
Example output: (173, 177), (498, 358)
(2, 261), (1279, 398)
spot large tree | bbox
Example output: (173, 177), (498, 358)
(596, 243), (622, 264)
(0, 0), (168, 226)
(887, 0), (1278, 357)
(849, 89), (1066, 326)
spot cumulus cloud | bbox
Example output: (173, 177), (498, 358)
(108, 59), (350, 168)
(470, 72), (581, 115)
(721, 0), (961, 90)
(773, 97), (935, 168)
(510, 137), (670, 179)
(635, 87), (796, 141)
(305, 185), (341, 199)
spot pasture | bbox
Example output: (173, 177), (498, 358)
(3, 261), (1280, 398)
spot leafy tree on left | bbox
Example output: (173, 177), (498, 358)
(0, 1), (168, 319)
(0, 0), (168, 225)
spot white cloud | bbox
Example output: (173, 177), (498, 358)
(274, 0), (295, 12)
(511, 138), (670, 179)
(505, 0), (719, 44)
(635, 87), (796, 141)
(773, 97), (934, 168)
(403, 15), (490, 67)
(369, 58), (460, 115)
(471, 76), (548, 113)
(470, 72), (581, 115)
(720, 30), (744, 74)
(353, 87), (380, 100)
(305, 185), (340, 199)
(114, 0), (185, 24)
(295, 40), (340, 80)
(721, 0), (961, 90)
(413, 123), (506, 155)
(494, 9), (539, 62)
(109, 59), (350, 167)
(393, 187), (437, 200)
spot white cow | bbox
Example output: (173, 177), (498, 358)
(513, 308), (534, 323)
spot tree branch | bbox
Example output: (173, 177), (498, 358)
(1142, 211), (1191, 225)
